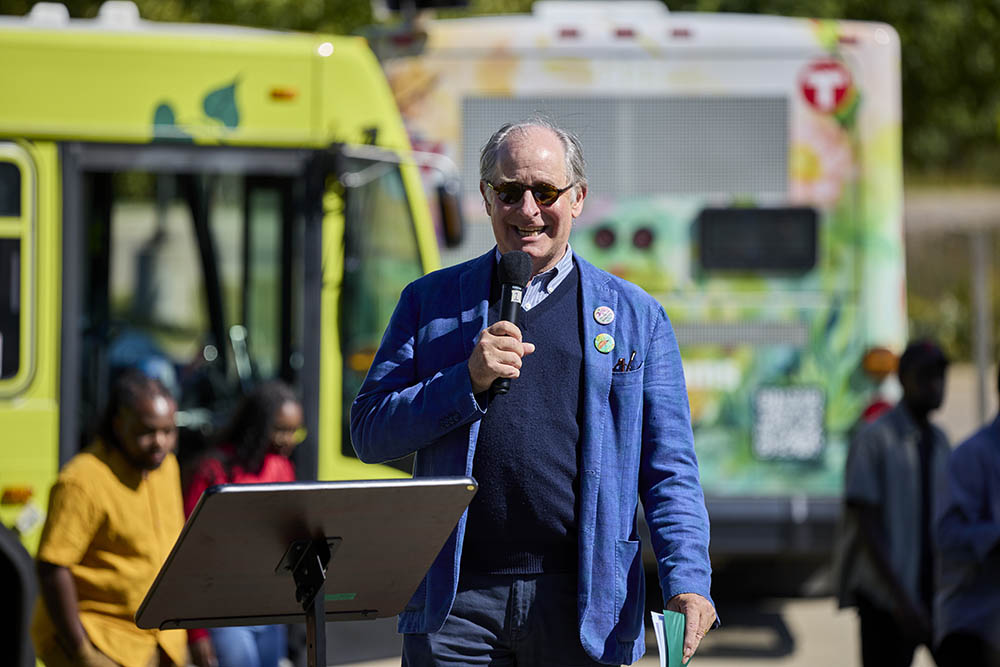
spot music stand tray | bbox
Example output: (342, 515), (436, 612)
(136, 476), (477, 666)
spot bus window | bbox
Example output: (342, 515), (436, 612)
(104, 174), (219, 381)
(246, 187), (283, 379)
(0, 162), (20, 217)
(0, 151), (30, 389)
(697, 207), (818, 273)
(244, 179), (302, 383)
(340, 161), (423, 470)
(0, 239), (19, 379)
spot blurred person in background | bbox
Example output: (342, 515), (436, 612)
(837, 340), (951, 667)
(31, 368), (187, 667)
(934, 363), (1000, 667)
(183, 381), (303, 667)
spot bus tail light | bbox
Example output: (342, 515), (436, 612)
(633, 227), (654, 249)
(594, 226), (616, 248)
(861, 346), (897, 381)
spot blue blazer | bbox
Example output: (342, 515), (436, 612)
(351, 249), (712, 665)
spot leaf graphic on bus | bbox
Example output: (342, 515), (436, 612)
(151, 103), (193, 143)
(203, 80), (240, 129)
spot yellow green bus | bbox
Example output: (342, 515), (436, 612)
(0, 2), (457, 652)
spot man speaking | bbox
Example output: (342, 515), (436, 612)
(351, 119), (715, 665)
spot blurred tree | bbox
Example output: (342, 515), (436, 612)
(0, 0), (372, 39)
(1, 0), (996, 181)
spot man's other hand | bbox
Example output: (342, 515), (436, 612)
(468, 321), (536, 394)
(666, 592), (717, 663)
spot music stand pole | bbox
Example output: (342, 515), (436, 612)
(286, 537), (341, 667)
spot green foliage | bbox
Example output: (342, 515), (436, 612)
(3, 0), (997, 180)
(0, 0), (373, 36)
(906, 230), (1000, 361)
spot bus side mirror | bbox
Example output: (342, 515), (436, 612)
(437, 177), (464, 248)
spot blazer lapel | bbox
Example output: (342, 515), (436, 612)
(575, 255), (616, 544)
(458, 249), (495, 358)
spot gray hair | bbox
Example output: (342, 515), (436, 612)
(479, 117), (588, 192)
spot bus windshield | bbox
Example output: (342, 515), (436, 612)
(339, 156), (423, 471)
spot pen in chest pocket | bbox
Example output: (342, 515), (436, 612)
(626, 350), (640, 371)
(613, 350), (642, 372)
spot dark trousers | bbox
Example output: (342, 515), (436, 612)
(857, 596), (938, 667)
(402, 572), (603, 667)
(937, 632), (1000, 667)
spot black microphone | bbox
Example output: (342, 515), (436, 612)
(490, 250), (532, 397)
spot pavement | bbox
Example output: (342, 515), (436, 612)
(320, 597), (943, 667)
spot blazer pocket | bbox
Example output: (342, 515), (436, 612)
(609, 369), (643, 438)
(610, 366), (644, 386)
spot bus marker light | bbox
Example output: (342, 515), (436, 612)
(270, 87), (298, 101)
(1, 486), (33, 505)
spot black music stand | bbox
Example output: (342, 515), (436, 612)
(136, 477), (477, 667)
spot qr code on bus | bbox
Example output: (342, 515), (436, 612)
(752, 386), (825, 461)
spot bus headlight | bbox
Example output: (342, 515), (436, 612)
(752, 386), (825, 460)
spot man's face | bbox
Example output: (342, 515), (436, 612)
(901, 364), (947, 414)
(113, 394), (177, 471)
(480, 126), (586, 276)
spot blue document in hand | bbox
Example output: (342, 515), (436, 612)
(650, 610), (687, 666)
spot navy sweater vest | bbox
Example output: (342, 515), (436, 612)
(462, 266), (583, 574)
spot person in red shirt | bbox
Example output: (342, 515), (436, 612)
(184, 381), (304, 667)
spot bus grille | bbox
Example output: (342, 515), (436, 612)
(462, 96), (788, 199)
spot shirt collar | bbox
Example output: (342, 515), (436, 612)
(493, 244), (573, 293)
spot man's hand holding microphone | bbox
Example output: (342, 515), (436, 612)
(468, 251), (535, 396)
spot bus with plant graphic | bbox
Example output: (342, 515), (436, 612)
(0, 2), (460, 650)
(375, 1), (906, 590)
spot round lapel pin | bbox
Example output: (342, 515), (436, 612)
(594, 333), (615, 354)
(593, 306), (615, 325)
